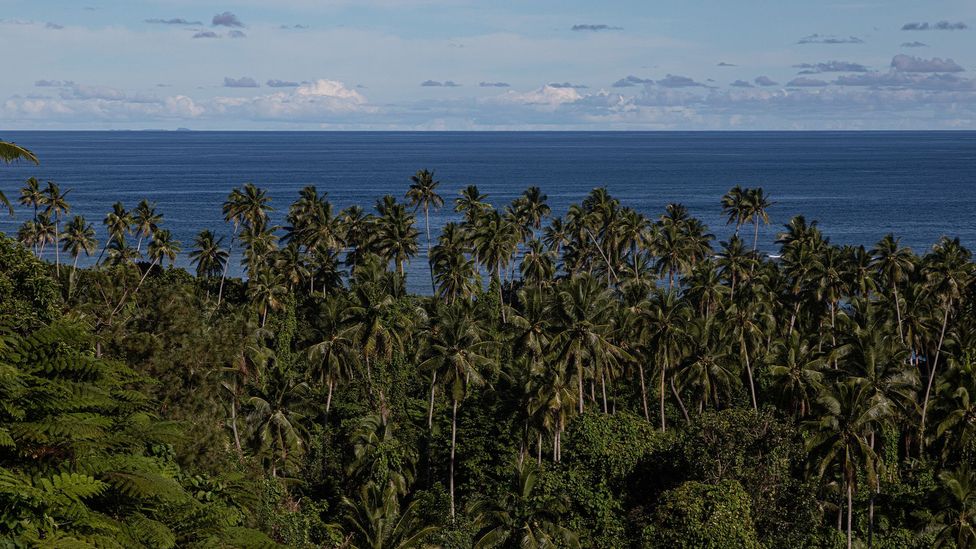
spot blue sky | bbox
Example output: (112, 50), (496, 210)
(1, 0), (974, 129)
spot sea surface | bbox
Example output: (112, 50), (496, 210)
(1, 131), (974, 293)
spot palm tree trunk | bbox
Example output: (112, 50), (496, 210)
(326, 379), (334, 415)
(229, 394), (243, 455)
(578, 359), (585, 415)
(920, 304), (951, 446)
(639, 362), (649, 421)
(449, 398), (458, 519)
(752, 217), (760, 252)
(671, 375), (690, 423)
(428, 372), (437, 429)
(743, 336), (757, 410)
(217, 235), (237, 309)
(537, 432), (542, 465)
(660, 359), (667, 432)
(600, 371), (608, 414)
(54, 217), (61, 276)
(847, 475), (853, 549)
(893, 285), (905, 343)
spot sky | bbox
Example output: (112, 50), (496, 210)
(1, 0), (975, 130)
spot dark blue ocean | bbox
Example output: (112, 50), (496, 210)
(2, 131), (974, 293)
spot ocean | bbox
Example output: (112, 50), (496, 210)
(2, 131), (974, 293)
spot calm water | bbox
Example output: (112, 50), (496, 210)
(2, 131), (974, 293)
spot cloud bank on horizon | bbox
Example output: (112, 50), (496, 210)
(1, 1), (974, 129)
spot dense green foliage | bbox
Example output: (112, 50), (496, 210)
(3, 153), (976, 547)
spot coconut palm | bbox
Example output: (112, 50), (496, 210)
(932, 465), (976, 548)
(721, 185), (748, 236)
(131, 199), (161, 253)
(305, 296), (358, 415)
(640, 289), (691, 431)
(472, 209), (519, 314)
(406, 169), (444, 292)
(920, 237), (972, 443)
(188, 229), (229, 284)
(1, 141), (38, 214)
(97, 202), (133, 264)
(244, 367), (310, 477)
(548, 274), (625, 415)
(420, 304), (495, 518)
(767, 332), (826, 418)
(807, 380), (891, 549)
(870, 234), (915, 342)
(469, 460), (580, 549)
(455, 184), (488, 224)
(61, 215), (97, 276)
(374, 196), (419, 276)
(40, 181), (70, 275)
(341, 481), (437, 549)
(247, 266), (287, 327)
(18, 177), (43, 220)
(745, 187), (774, 251)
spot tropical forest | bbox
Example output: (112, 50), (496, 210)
(2, 138), (976, 548)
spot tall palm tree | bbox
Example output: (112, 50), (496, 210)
(406, 169), (444, 293)
(420, 304), (495, 518)
(471, 209), (518, 315)
(469, 460), (580, 549)
(807, 380), (890, 549)
(640, 289), (691, 431)
(870, 234), (915, 343)
(305, 296), (358, 415)
(920, 237), (972, 444)
(189, 229), (229, 290)
(374, 196), (420, 276)
(455, 184), (488, 224)
(61, 215), (97, 277)
(135, 228), (180, 291)
(347, 284), (403, 419)
(244, 366), (310, 477)
(247, 266), (287, 327)
(548, 275), (625, 415)
(18, 177), (43, 221)
(745, 187), (774, 252)
(97, 202), (133, 264)
(932, 465), (976, 548)
(341, 481), (437, 549)
(41, 181), (70, 275)
(131, 199), (161, 253)
(720, 185), (748, 236)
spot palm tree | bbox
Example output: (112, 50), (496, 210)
(97, 202), (133, 264)
(548, 275), (626, 415)
(807, 380), (890, 549)
(347, 284), (403, 419)
(920, 237), (972, 444)
(870, 234), (915, 343)
(1, 141), (39, 215)
(18, 177), (43, 221)
(469, 460), (580, 549)
(247, 267), (287, 327)
(41, 181), (70, 275)
(135, 228), (180, 291)
(131, 199), (161, 253)
(305, 296), (358, 415)
(721, 185), (748, 236)
(455, 184), (488, 224)
(471, 209), (518, 315)
(188, 229), (229, 293)
(932, 465), (976, 548)
(420, 304), (495, 518)
(745, 187), (774, 251)
(374, 196), (420, 276)
(61, 215), (97, 278)
(244, 366), (310, 477)
(406, 169), (444, 293)
(341, 481), (437, 549)
(767, 332), (826, 418)
(639, 289), (691, 431)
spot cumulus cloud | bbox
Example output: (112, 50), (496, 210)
(787, 77), (830, 87)
(193, 31), (219, 39)
(224, 76), (259, 88)
(794, 61), (869, 74)
(211, 79), (371, 121)
(45, 22), (63, 30)
(212, 11), (243, 28)
(494, 85), (584, 108)
(834, 71), (974, 91)
(730, 80), (754, 88)
(612, 75), (654, 88)
(571, 24), (622, 31)
(891, 54), (964, 73)
(421, 80), (461, 87)
(548, 82), (588, 89)
(901, 41), (928, 48)
(228, 30), (246, 38)
(145, 18), (202, 25)
(901, 21), (967, 31)
(35, 80), (70, 87)
(754, 76), (779, 87)
(797, 34), (864, 44)
(658, 74), (709, 88)
(266, 79), (300, 88)
(479, 82), (510, 88)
